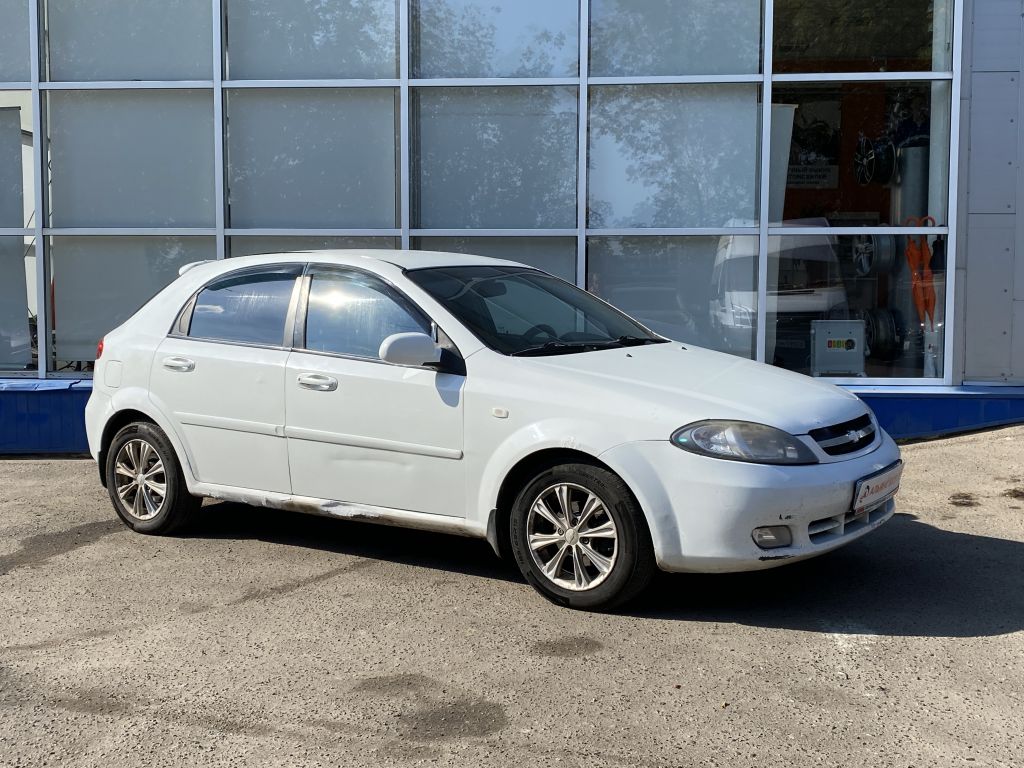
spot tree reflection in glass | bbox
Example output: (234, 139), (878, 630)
(412, 0), (578, 78)
(414, 87), (578, 228)
(226, 0), (399, 79)
(588, 85), (760, 228)
(590, 0), (761, 77)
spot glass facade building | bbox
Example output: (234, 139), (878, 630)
(1, 0), (1023, 450)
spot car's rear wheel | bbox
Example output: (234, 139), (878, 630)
(105, 422), (200, 534)
(509, 462), (656, 610)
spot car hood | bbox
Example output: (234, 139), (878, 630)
(526, 342), (868, 436)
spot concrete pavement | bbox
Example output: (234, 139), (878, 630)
(1, 427), (1022, 767)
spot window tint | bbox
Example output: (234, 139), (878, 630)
(408, 266), (663, 355)
(188, 266), (301, 345)
(304, 270), (429, 359)
(476, 278), (583, 337)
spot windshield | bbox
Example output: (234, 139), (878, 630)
(407, 266), (666, 356)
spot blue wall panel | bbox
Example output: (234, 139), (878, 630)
(0, 380), (91, 454)
(859, 388), (1024, 441)
(1, 381), (1024, 455)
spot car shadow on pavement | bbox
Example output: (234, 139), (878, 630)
(185, 506), (1023, 637)
(630, 513), (1024, 638)
(184, 501), (522, 584)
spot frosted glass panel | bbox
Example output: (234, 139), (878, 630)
(0, 93), (34, 228)
(0, 0), (31, 81)
(225, 0), (398, 79)
(230, 236), (398, 258)
(0, 236), (32, 370)
(414, 237), (576, 282)
(414, 87), (578, 228)
(50, 236), (215, 364)
(45, 0), (213, 80)
(413, 0), (578, 77)
(588, 85), (760, 228)
(590, 0), (761, 76)
(47, 90), (215, 227)
(588, 236), (758, 357)
(226, 89), (398, 228)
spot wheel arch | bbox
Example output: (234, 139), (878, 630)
(486, 448), (642, 561)
(97, 409), (155, 487)
(97, 393), (196, 490)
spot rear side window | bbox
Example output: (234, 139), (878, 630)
(303, 269), (429, 360)
(188, 266), (301, 345)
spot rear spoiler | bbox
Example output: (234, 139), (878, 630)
(178, 260), (215, 277)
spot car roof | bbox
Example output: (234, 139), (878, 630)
(205, 249), (533, 273)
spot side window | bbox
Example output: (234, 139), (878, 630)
(187, 267), (301, 345)
(304, 270), (429, 360)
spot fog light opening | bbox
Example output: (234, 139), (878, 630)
(752, 526), (792, 549)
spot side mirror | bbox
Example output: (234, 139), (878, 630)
(379, 332), (441, 367)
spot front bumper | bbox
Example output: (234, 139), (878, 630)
(600, 432), (902, 573)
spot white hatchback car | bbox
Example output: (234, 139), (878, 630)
(86, 250), (902, 609)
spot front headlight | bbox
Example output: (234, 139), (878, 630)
(671, 420), (818, 465)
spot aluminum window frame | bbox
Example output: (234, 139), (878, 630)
(0, 0), (961, 384)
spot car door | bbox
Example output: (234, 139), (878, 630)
(150, 264), (303, 493)
(285, 266), (466, 517)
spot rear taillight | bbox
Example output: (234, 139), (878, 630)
(96, 338), (104, 360)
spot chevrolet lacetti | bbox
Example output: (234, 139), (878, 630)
(85, 250), (902, 610)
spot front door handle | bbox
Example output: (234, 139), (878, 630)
(297, 373), (338, 392)
(162, 356), (195, 372)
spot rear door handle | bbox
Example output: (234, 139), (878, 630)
(297, 373), (338, 392)
(162, 356), (195, 372)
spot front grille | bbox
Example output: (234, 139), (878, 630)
(808, 413), (875, 456)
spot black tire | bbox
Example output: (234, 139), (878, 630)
(104, 421), (201, 535)
(509, 462), (656, 611)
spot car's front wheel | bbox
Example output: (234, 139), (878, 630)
(509, 462), (656, 610)
(105, 421), (201, 534)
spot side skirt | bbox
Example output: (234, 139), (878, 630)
(190, 483), (488, 539)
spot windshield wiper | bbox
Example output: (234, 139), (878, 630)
(511, 336), (666, 357)
(614, 335), (669, 347)
(511, 341), (603, 357)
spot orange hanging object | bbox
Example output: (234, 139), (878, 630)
(917, 217), (937, 329)
(922, 276), (936, 327)
(904, 218), (927, 325)
(902, 217), (939, 330)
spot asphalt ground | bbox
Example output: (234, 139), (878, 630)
(1, 427), (1022, 767)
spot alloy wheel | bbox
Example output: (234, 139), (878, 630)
(112, 438), (167, 521)
(526, 482), (618, 591)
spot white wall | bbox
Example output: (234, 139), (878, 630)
(960, 0), (1024, 383)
